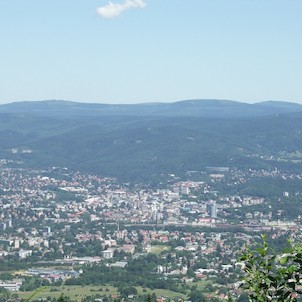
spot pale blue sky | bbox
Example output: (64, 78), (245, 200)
(0, 0), (301, 104)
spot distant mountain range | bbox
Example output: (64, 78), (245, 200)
(1, 99), (302, 182)
(1, 99), (302, 118)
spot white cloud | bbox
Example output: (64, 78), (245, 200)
(97, 0), (146, 18)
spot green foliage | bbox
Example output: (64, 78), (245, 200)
(2, 100), (302, 181)
(21, 277), (43, 292)
(65, 254), (182, 293)
(0, 273), (14, 280)
(240, 235), (302, 301)
(56, 294), (71, 302)
(189, 288), (207, 302)
(118, 285), (137, 298)
(145, 293), (157, 302)
(24, 286), (48, 302)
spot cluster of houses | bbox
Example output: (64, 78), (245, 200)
(1, 164), (302, 298)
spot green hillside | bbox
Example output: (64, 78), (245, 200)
(1, 100), (302, 182)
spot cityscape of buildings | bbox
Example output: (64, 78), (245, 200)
(0, 161), (302, 300)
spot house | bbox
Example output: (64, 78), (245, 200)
(0, 279), (23, 291)
(102, 249), (115, 259)
(19, 249), (32, 259)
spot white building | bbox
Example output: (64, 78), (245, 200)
(19, 249), (32, 259)
(0, 279), (23, 291)
(102, 249), (114, 259)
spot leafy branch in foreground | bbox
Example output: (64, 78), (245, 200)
(240, 235), (302, 302)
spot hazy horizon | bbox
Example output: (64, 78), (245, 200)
(1, 98), (302, 107)
(1, 1), (301, 104)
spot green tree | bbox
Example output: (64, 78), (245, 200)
(146, 294), (152, 302)
(240, 235), (302, 301)
(56, 294), (72, 302)
(118, 285), (137, 298)
(189, 288), (206, 302)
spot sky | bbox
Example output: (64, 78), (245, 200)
(0, 0), (301, 104)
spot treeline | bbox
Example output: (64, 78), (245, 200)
(65, 254), (184, 293)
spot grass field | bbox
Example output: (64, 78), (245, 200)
(188, 279), (211, 290)
(137, 288), (186, 300)
(18, 285), (118, 301)
(150, 245), (171, 255)
(17, 285), (187, 301)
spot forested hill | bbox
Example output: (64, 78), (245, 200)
(1, 99), (302, 118)
(0, 99), (302, 182)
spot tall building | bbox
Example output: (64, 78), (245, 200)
(6, 218), (12, 228)
(210, 203), (217, 218)
(207, 202), (217, 218)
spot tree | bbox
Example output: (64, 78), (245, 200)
(240, 235), (302, 301)
(57, 295), (70, 302)
(118, 285), (137, 298)
(189, 288), (206, 302)
(146, 294), (152, 302)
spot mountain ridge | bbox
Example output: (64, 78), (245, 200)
(1, 99), (302, 182)
(1, 99), (302, 119)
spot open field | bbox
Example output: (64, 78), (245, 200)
(150, 245), (171, 255)
(188, 280), (211, 289)
(18, 285), (118, 301)
(137, 288), (186, 300)
(17, 285), (187, 301)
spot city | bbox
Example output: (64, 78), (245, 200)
(1, 159), (301, 301)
